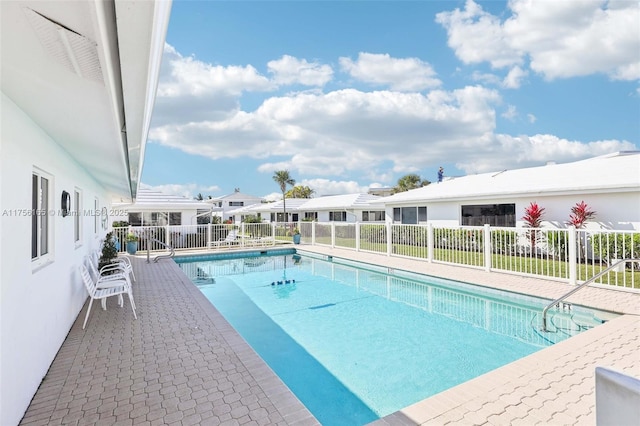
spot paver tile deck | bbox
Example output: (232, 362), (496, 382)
(20, 245), (640, 426)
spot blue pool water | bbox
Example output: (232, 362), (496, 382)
(176, 251), (614, 425)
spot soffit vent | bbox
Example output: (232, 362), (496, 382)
(23, 7), (104, 84)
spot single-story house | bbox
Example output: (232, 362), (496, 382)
(374, 152), (640, 230)
(295, 193), (384, 223)
(112, 187), (210, 226)
(0, 1), (171, 424)
(229, 193), (385, 224)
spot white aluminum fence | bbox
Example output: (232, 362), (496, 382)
(305, 223), (639, 291)
(112, 223), (278, 253)
(109, 221), (638, 291)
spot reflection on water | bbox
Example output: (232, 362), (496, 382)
(179, 254), (612, 347)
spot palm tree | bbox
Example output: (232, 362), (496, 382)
(392, 173), (430, 194)
(285, 185), (315, 199)
(272, 170), (295, 222)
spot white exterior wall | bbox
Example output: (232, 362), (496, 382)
(112, 208), (200, 227)
(382, 191), (639, 230)
(1, 95), (112, 425)
(512, 192), (640, 230)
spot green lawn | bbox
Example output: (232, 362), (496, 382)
(310, 237), (639, 289)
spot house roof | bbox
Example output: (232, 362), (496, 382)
(228, 194), (384, 215)
(1, 0), (171, 200)
(245, 199), (309, 213)
(208, 191), (264, 202)
(297, 193), (382, 210)
(375, 152), (640, 205)
(114, 188), (208, 210)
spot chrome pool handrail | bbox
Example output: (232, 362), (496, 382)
(542, 258), (638, 332)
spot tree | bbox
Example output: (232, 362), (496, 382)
(522, 202), (545, 252)
(392, 173), (430, 194)
(285, 185), (315, 199)
(195, 193), (204, 201)
(272, 170), (295, 222)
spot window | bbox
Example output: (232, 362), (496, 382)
(32, 170), (52, 265)
(418, 206), (427, 222)
(329, 211), (347, 222)
(461, 203), (515, 226)
(362, 211), (385, 221)
(392, 206), (427, 224)
(229, 201), (244, 207)
(169, 212), (182, 225)
(128, 212), (142, 226)
(292, 213), (299, 222)
(74, 189), (81, 243)
(304, 212), (318, 221)
(128, 211), (182, 226)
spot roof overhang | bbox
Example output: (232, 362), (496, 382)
(0, 0), (171, 200)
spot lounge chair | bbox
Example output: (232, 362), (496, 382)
(210, 230), (238, 248)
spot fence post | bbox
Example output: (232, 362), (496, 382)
(484, 224), (492, 272)
(427, 222), (434, 263)
(241, 223), (245, 247)
(568, 226), (577, 285)
(312, 221), (316, 245)
(207, 223), (212, 248)
(355, 222), (361, 251)
(331, 223), (336, 248)
(386, 222), (392, 256)
(165, 225), (170, 250)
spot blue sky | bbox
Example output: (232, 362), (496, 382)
(142, 0), (639, 201)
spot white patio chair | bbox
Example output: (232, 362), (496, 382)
(86, 257), (135, 311)
(79, 264), (136, 329)
(91, 250), (136, 282)
(209, 230), (238, 248)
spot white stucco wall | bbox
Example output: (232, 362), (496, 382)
(0, 94), (113, 425)
(112, 208), (199, 227)
(383, 192), (639, 230)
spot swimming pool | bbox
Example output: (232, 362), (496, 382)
(176, 251), (615, 425)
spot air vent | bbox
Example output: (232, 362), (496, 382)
(24, 7), (104, 84)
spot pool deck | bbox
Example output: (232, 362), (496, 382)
(20, 245), (639, 426)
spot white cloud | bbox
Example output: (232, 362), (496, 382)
(437, 0), (640, 81)
(267, 55), (333, 86)
(298, 179), (369, 196)
(262, 192), (282, 202)
(501, 105), (517, 120)
(502, 66), (528, 89)
(339, 52), (441, 91)
(471, 71), (501, 85)
(436, 0), (523, 69)
(150, 86), (502, 179)
(455, 133), (637, 173)
(527, 113), (537, 124)
(147, 44), (637, 197)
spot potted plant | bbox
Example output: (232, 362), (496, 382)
(99, 232), (119, 270)
(292, 227), (301, 244)
(125, 232), (139, 255)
